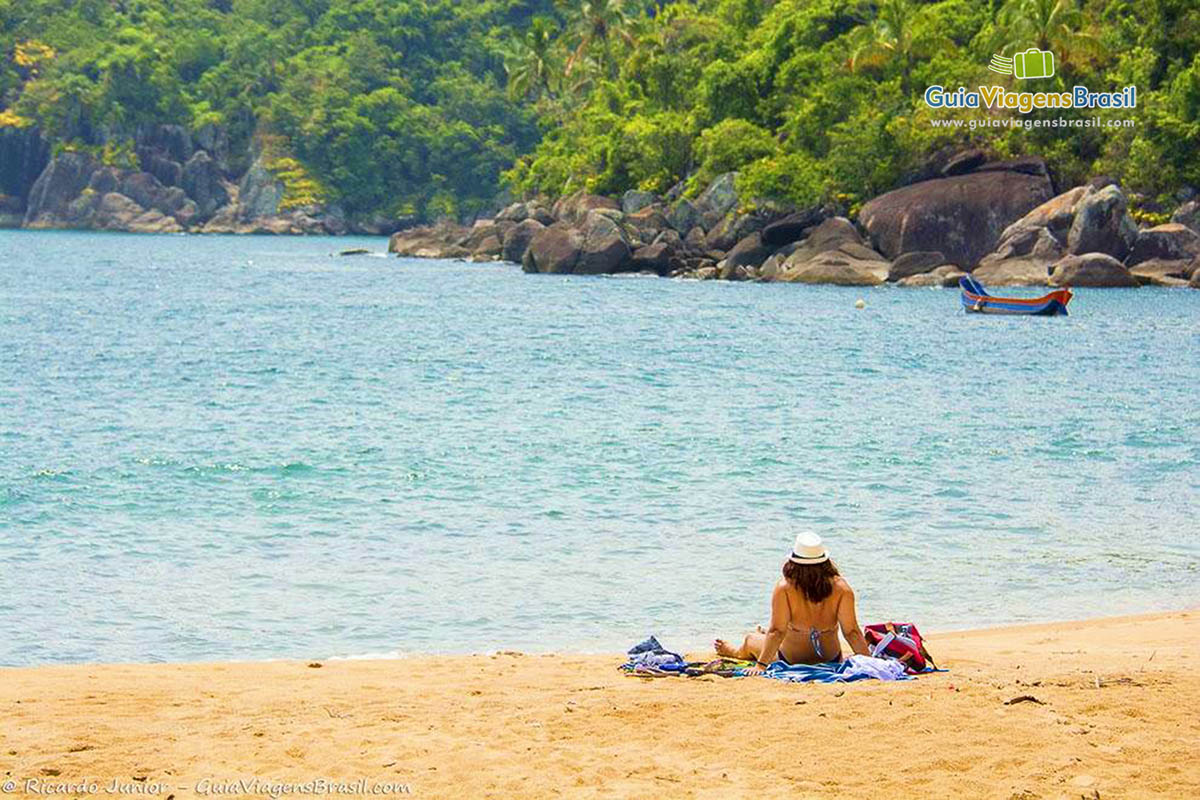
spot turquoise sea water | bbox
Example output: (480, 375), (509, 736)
(1, 230), (1197, 666)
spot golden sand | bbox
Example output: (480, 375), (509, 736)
(2, 611), (1197, 799)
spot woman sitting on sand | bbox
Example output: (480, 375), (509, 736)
(714, 532), (871, 673)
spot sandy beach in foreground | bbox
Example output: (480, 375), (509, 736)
(2, 611), (1197, 799)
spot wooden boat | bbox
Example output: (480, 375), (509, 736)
(959, 276), (1072, 316)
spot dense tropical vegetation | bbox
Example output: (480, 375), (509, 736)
(2, 0), (1199, 220)
(503, 0), (1200, 214)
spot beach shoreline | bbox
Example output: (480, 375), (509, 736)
(3, 610), (1197, 798)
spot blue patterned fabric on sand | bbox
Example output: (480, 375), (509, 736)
(747, 655), (911, 683)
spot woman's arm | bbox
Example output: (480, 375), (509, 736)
(837, 585), (871, 657)
(747, 584), (789, 673)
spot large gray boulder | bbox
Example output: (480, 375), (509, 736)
(522, 225), (583, 274)
(624, 204), (669, 238)
(723, 231), (773, 270)
(621, 189), (658, 214)
(141, 153), (182, 188)
(120, 171), (191, 218)
(778, 256), (887, 286)
(552, 192), (619, 223)
(501, 218), (545, 263)
(93, 192), (182, 233)
(0, 125), (50, 203)
(574, 211), (632, 273)
(761, 207), (828, 247)
(1126, 223), (1200, 267)
(775, 217), (889, 285)
(858, 159), (1054, 267)
(630, 242), (672, 274)
(694, 172), (739, 220)
(971, 184), (1113, 286)
(887, 251), (948, 282)
(23, 151), (99, 227)
(898, 265), (968, 287)
(1048, 253), (1139, 287)
(1171, 200), (1200, 233)
(704, 210), (765, 252)
(997, 185), (1090, 246)
(1066, 184), (1138, 260)
(182, 151), (229, 219)
(1128, 259), (1194, 286)
(666, 198), (703, 234)
(237, 157), (284, 220)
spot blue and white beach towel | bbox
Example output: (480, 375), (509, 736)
(747, 654), (911, 683)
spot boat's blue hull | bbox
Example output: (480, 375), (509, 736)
(959, 276), (1072, 316)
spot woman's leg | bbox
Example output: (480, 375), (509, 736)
(714, 631), (766, 660)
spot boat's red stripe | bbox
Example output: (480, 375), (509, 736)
(963, 290), (1071, 306)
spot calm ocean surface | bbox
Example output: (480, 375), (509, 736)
(1, 230), (1197, 666)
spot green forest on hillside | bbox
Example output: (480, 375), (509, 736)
(2, 0), (1199, 221)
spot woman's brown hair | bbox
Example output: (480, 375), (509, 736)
(782, 559), (840, 603)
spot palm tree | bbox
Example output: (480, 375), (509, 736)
(992, 0), (1103, 75)
(503, 17), (561, 101)
(558, 0), (636, 79)
(848, 0), (950, 94)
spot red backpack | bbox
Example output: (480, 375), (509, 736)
(864, 622), (936, 673)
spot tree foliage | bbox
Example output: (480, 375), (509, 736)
(506, 0), (1200, 211)
(2, 0), (1199, 219)
(0, 0), (552, 219)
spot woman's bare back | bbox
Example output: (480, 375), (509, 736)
(777, 576), (850, 663)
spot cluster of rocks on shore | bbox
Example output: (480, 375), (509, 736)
(390, 155), (1200, 289)
(1, 125), (399, 235)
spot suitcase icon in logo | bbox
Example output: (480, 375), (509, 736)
(1013, 48), (1055, 79)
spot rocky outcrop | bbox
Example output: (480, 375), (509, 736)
(1126, 223), (1200, 268)
(1048, 253), (1140, 287)
(574, 211), (632, 274)
(522, 225), (584, 274)
(723, 232), (772, 271)
(237, 157), (284, 221)
(501, 218), (545, 263)
(693, 172), (739, 222)
(761, 207), (827, 247)
(887, 251), (949, 282)
(497, 200), (554, 226)
(182, 152), (230, 218)
(621, 189), (657, 215)
(898, 265), (967, 287)
(775, 217), (889, 285)
(23, 151), (100, 227)
(93, 192), (183, 233)
(629, 242), (672, 275)
(1170, 200), (1200, 234)
(17, 123), (379, 235)
(0, 125), (50, 218)
(1128, 259), (1194, 287)
(387, 223), (473, 258)
(665, 198), (703, 235)
(1066, 185), (1138, 261)
(970, 182), (1179, 286)
(551, 192), (619, 224)
(382, 166), (1176, 290)
(858, 157), (1054, 267)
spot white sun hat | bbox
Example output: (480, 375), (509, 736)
(789, 531), (829, 564)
